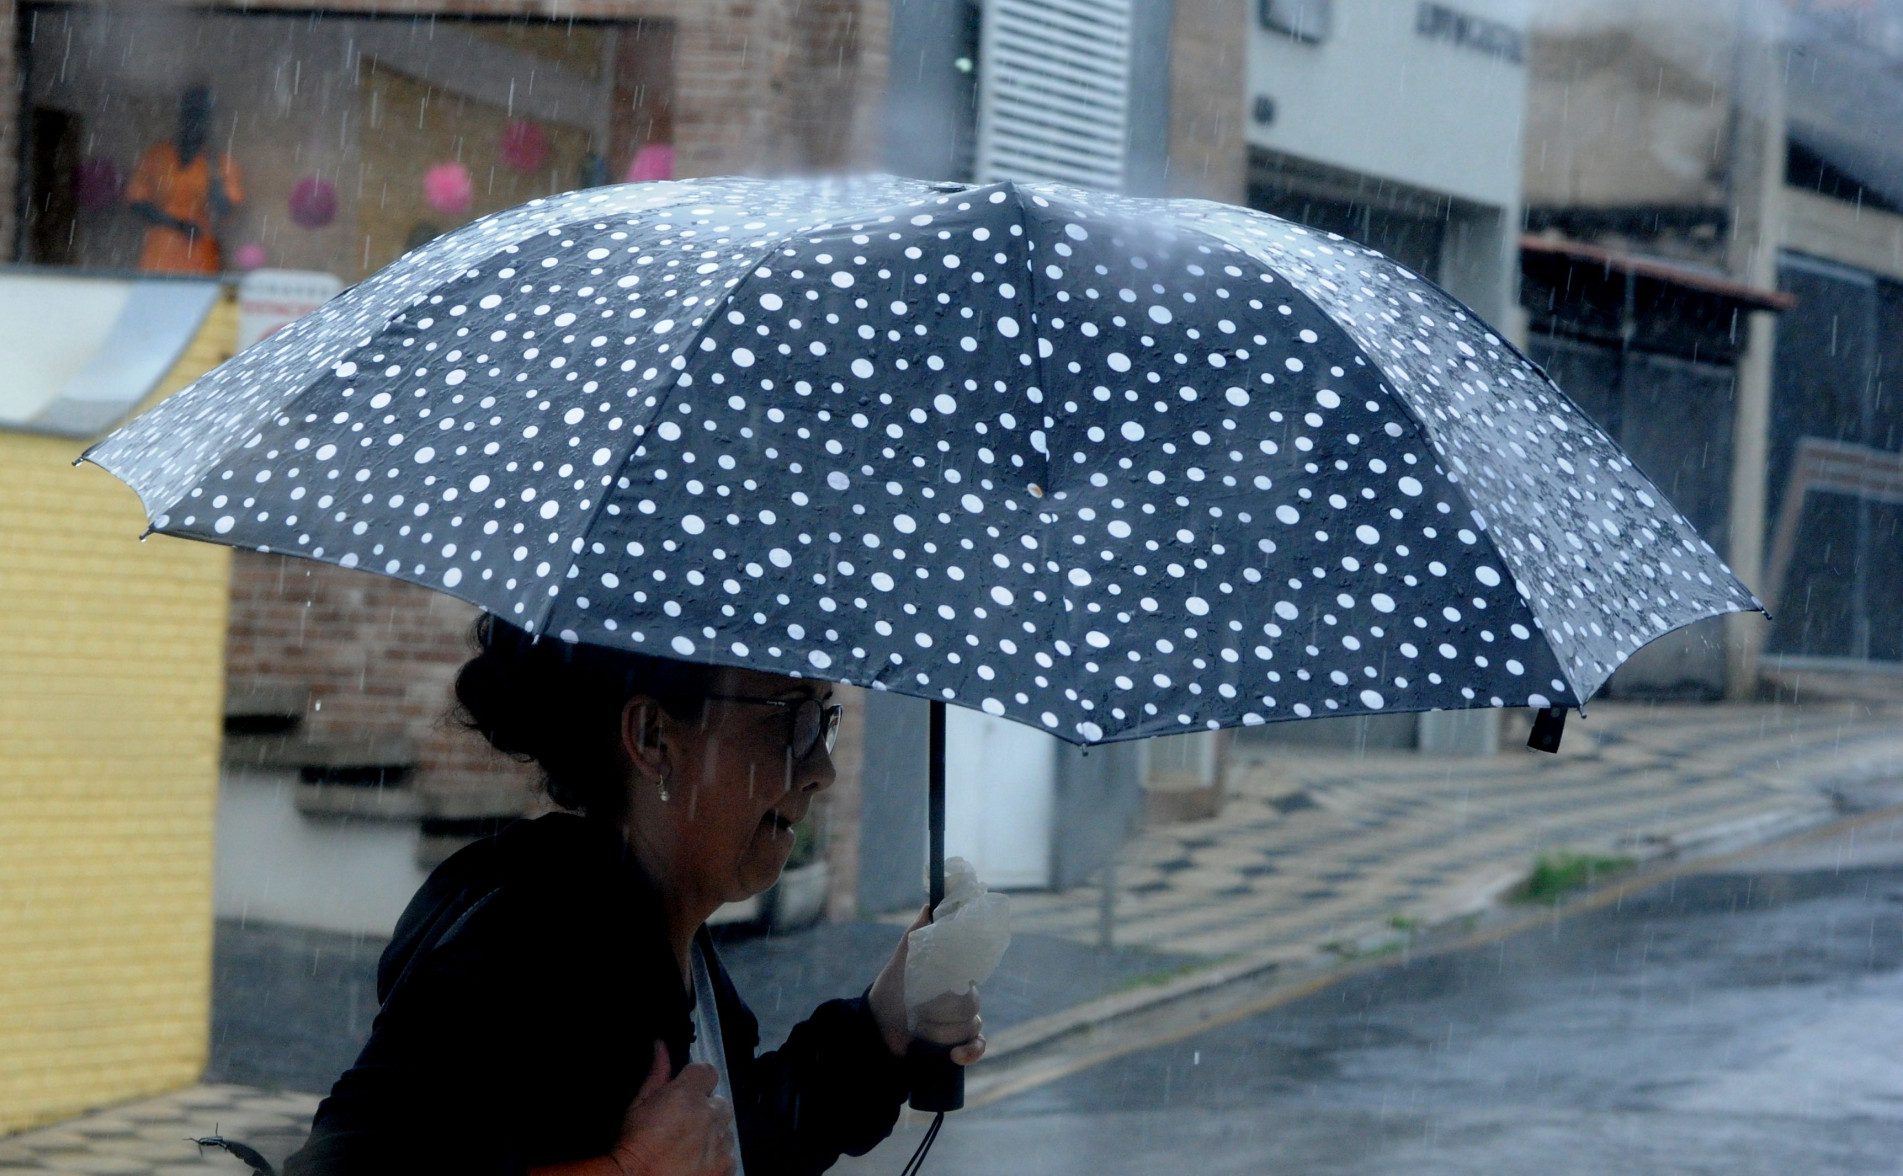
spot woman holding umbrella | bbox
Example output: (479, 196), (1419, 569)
(82, 173), (1761, 1173)
(281, 613), (985, 1176)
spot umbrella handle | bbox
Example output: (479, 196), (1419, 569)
(1529, 706), (1567, 753)
(908, 701), (965, 1112)
(907, 1039), (965, 1112)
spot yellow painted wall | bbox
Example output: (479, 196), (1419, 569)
(0, 291), (237, 1134)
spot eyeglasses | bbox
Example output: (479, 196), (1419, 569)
(705, 693), (842, 762)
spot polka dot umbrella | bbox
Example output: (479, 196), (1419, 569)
(76, 172), (1761, 741)
(75, 175), (1760, 1061)
(70, 169), (1765, 1103)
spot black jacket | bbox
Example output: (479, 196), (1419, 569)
(282, 812), (908, 1175)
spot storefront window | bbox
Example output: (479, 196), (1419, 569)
(17, 5), (676, 281)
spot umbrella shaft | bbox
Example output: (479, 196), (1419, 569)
(910, 700), (967, 1113)
(928, 700), (946, 910)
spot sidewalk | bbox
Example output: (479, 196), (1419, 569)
(7, 699), (1902, 1173)
(1004, 700), (1903, 959)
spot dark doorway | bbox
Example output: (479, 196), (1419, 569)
(1246, 181), (1447, 280)
(24, 106), (83, 266)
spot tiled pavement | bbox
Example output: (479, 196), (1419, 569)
(9, 700), (1903, 1172)
(0, 1085), (316, 1174)
(1000, 700), (1903, 957)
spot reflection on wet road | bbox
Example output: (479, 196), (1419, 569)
(842, 810), (1903, 1175)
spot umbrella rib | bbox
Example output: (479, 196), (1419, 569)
(997, 182), (1072, 679)
(523, 212), (848, 644)
(1245, 219), (1747, 704)
(999, 182), (1059, 499)
(1164, 204), (1599, 703)
(81, 184), (780, 526)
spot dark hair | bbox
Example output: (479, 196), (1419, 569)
(453, 614), (713, 823)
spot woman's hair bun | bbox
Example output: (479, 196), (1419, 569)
(453, 613), (712, 820)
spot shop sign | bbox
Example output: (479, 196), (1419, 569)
(237, 269), (344, 353)
(1415, 2), (1525, 65)
(1259, 0), (1332, 43)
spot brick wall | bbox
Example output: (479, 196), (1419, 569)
(0, 296), (235, 1134)
(223, 556), (525, 813)
(667, 0), (888, 178)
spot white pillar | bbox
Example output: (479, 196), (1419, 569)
(1413, 199), (1518, 756)
(1722, 0), (1788, 699)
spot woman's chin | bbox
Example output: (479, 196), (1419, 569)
(735, 834), (793, 895)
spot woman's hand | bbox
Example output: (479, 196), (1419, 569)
(608, 1041), (738, 1176)
(868, 905), (987, 1065)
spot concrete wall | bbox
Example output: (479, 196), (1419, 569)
(1246, 0), (1529, 210)
(854, 689), (930, 915)
(1783, 186), (1903, 283)
(215, 767), (429, 937)
(0, 1), (16, 254)
(0, 296), (236, 1135)
(1523, 0), (1739, 213)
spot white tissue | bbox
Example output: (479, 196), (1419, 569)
(903, 857), (1011, 1029)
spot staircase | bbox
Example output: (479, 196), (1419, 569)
(221, 685), (522, 869)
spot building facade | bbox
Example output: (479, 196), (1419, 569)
(1523, 0), (1903, 697)
(1167, 0), (1902, 708)
(1154, 0), (1531, 752)
(0, 283), (235, 1133)
(0, 0), (892, 1125)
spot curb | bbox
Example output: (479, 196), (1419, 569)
(967, 796), (1853, 1105)
(1615, 800), (1838, 861)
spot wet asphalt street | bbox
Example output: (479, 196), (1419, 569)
(843, 808), (1903, 1176)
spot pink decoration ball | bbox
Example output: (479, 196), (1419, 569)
(75, 156), (124, 212)
(289, 177), (338, 230)
(424, 162), (474, 216)
(234, 242), (268, 271)
(625, 143), (675, 183)
(500, 119), (551, 172)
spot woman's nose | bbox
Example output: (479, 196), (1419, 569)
(798, 745), (837, 795)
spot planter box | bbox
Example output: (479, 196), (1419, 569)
(1141, 730), (1231, 825)
(709, 860), (831, 933)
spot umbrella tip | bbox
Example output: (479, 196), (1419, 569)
(1528, 706), (1567, 754)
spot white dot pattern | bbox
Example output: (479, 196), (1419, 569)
(81, 176), (1761, 743)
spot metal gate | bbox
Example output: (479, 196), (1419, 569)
(1527, 337), (1737, 698)
(1766, 253), (1903, 667)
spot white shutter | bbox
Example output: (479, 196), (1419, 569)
(974, 0), (1135, 191)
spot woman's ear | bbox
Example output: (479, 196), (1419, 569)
(619, 696), (669, 779)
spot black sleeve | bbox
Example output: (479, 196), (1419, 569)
(733, 990), (912, 1175)
(281, 889), (604, 1176)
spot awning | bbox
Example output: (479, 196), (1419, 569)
(0, 268), (222, 439)
(1520, 235), (1796, 312)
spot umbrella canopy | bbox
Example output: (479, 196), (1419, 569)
(78, 174), (1760, 745)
